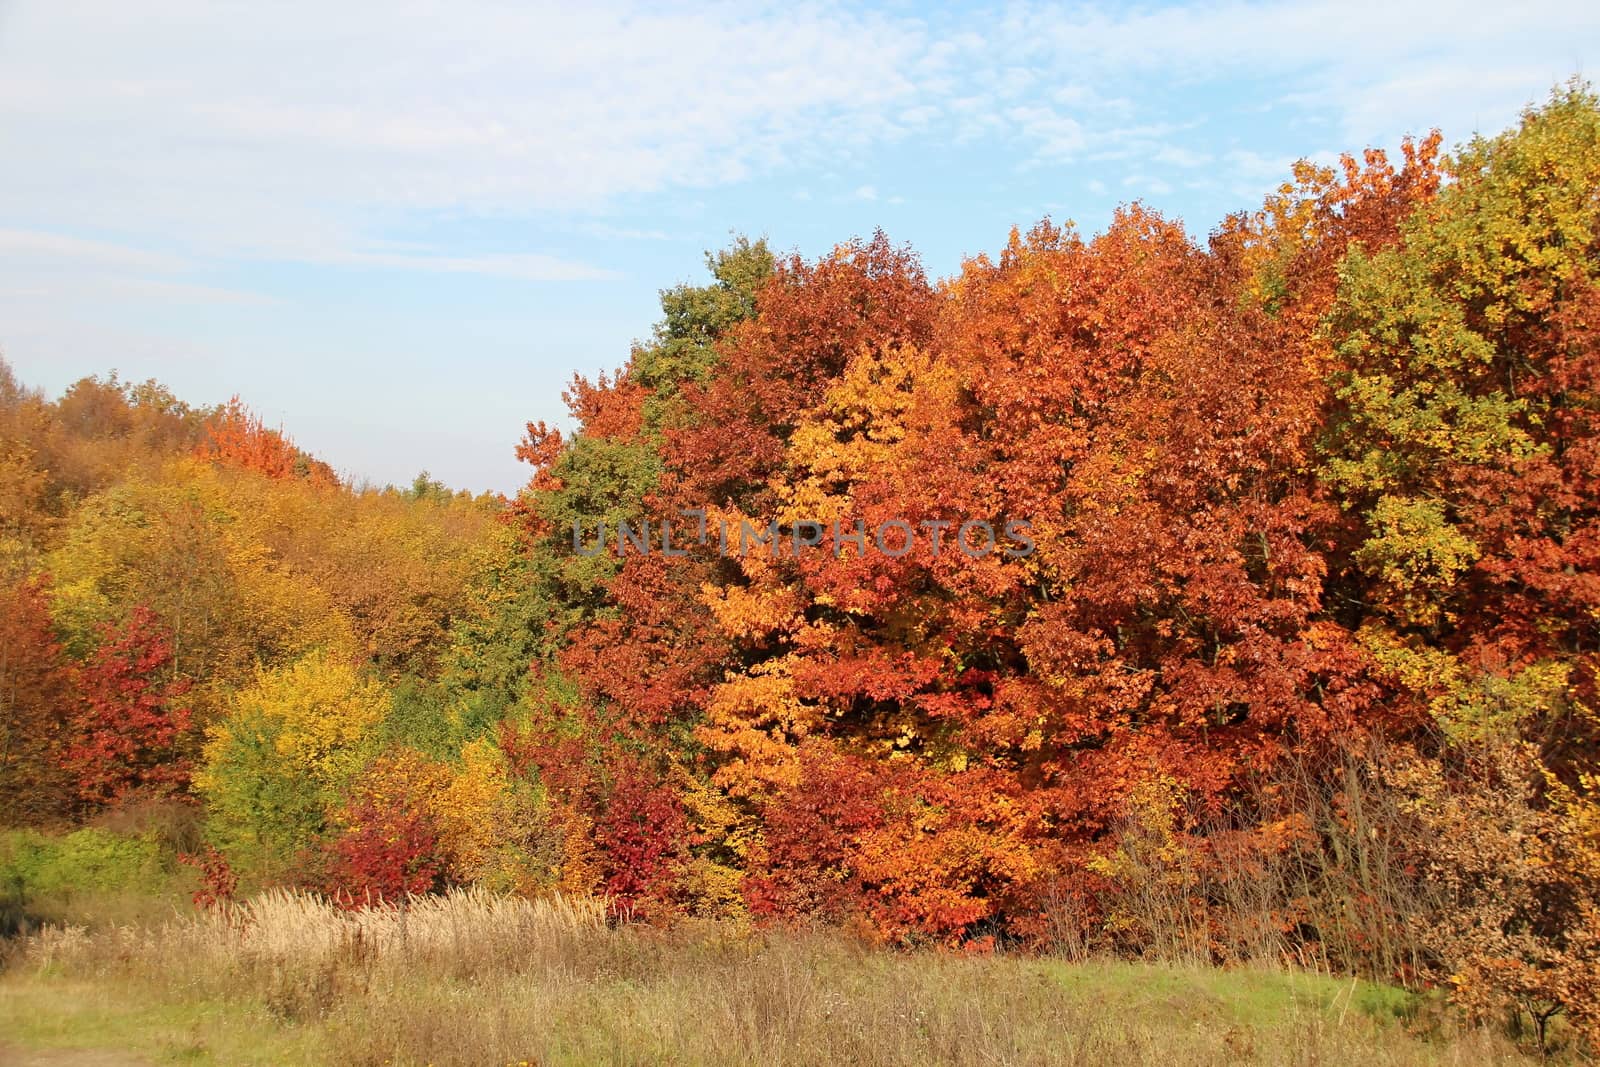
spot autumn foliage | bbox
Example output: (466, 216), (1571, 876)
(0, 576), (74, 823)
(3, 82), (1599, 1053)
(196, 396), (338, 486)
(64, 605), (194, 810)
(493, 84), (1600, 1044)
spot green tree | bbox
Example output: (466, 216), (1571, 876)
(1322, 82), (1600, 748)
(196, 650), (388, 876)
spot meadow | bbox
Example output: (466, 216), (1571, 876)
(3, 84), (1599, 1065)
(0, 887), (1540, 1067)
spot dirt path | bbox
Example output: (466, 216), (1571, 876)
(0, 1046), (150, 1066)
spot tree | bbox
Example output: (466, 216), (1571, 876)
(196, 650), (388, 877)
(64, 606), (193, 810)
(196, 396), (338, 486)
(324, 750), (449, 901)
(0, 575), (74, 824)
(1321, 84), (1600, 758)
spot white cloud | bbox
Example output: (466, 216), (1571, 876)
(854, 185), (879, 201)
(0, 1), (936, 267)
(1123, 174), (1175, 196)
(1152, 145), (1212, 169)
(577, 224), (672, 242)
(0, 228), (189, 273)
(1, 0), (1589, 273)
(0, 227), (272, 306)
(981, 0), (1593, 194)
(0, 0), (1589, 493)
(898, 105), (941, 127)
(328, 249), (620, 282)
(1005, 105), (1088, 162)
(105, 278), (281, 306)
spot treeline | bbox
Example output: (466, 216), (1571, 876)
(0, 374), (504, 826)
(4, 84), (1600, 1049)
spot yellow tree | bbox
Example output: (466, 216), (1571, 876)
(196, 649), (388, 877)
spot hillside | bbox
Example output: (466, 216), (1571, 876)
(2, 85), (1598, 1062)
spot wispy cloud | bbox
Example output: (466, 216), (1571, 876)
(1123, 174), (1176, 197)
(0, 228), (273, 305)
(576, 223), (673, 242)
(0, 228), (189, 273)
(0, 0), (1591, 494)
(106, 278), (282, 306)
(330, 249), (621, 282)
(0, 1), (933, 265)
(2, 0), (1589, 275)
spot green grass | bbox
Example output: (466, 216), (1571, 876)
(1042, 957), (1420, 1028)
(0, 978), (327, 1065)
(0, 943), (1518, 1066)
(0, 826), (196, 935)
(0, 884), (1538, 1066)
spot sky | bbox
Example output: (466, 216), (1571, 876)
(1, 2), (1595, 494)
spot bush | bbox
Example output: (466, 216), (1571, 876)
(0, 827), (166, 898)
(0, 826), (180, 933)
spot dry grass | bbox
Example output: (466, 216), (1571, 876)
(0, 887), (1553, 1066)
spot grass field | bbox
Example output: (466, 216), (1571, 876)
(0, 889), (1548, 1066)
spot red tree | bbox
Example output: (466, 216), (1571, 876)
(65, 606), (194, 809)
(0, 575), (76, 823)
(325, 802), (445, 903)
(196, 396), (338, 486)
(593, 760), (689, 917)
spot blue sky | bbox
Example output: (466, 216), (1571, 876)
(1, 1), (1594, 493)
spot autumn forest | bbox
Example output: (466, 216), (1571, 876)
(3, 84), (1600, 1061)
